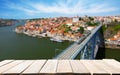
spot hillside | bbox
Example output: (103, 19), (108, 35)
(0, 19), (17, 27)
(103, 22), (120, 39)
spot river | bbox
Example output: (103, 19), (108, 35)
(0, 21), (120, 61)
(0, 21), (72, 61)
(105, 48), (120, 61)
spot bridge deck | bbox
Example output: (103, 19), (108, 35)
(55, 25), (102, 59)
(0, 59), (119, 75)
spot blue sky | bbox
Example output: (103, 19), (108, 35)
(0, 0), (120, 19)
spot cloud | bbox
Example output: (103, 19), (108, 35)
(5, 0), (119, 16)
(4, 1), (36, 15)
(84, 3), (119, 14)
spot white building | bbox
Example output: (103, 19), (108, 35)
(73, 17), (79, 22)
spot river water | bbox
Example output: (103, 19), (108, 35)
(105, 48), (120, 61)
(0, 21), (72, 61)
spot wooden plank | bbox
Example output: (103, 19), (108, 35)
(57, 60), (72, 74)
(0, 60), (14, 67)
(80, 60), (110, 75)
(3, 60), (34, 74)
(103, 59), (120, 74)
(0, 60), (24, 74)
(70, 60), (90, 75)
(40, 60), (57, 74)
(0, 59), (119, 75)
(22, 60), (46, 74)
(93, 60), (114, 75)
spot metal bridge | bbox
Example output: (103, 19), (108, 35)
(54, 24), (103, 59)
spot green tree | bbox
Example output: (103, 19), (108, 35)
(79, 17), (82, 20)
(64, 27), (72, 33)
(114, 19), (118, 22)
(88, 17), (94, 21)
(102, 25), (107, 32)
(87, 22), (98, 26)
(114, 24), (120, 31)
(61, 24), (67, 28)
(78, 27), (84, 34)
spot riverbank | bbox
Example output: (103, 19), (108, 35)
(15, 28), (80, 42)
(105, 46), (120, 49)
(105, 43), (120, 49)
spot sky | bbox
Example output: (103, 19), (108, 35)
(0, 0), (120, 19)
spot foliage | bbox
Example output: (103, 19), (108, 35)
(29, 18), (42, 21)
(88, 17), (94, 20)
(59, 24), (72, 33)
(103, 24), (120, 39)
(114, 19), (118, 22)
(102, 25), (107, 32)
(114, 24), (120, 31)
(64, 26), (72, 33)
(86, 22), (98, 26)
(79, 17), (83, 21)
(78, 27), (84, 34)
(61, 24), (68, 28)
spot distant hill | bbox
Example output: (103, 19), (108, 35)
(0, 19), (18, 27)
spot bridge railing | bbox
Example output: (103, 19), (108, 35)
(54, 24), (102, 59)
(70, 24), (102, 59)
(54, 30), (91, 59)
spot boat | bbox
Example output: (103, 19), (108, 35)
(50, 37), (63, 42)
(23, 32), (31, 36)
